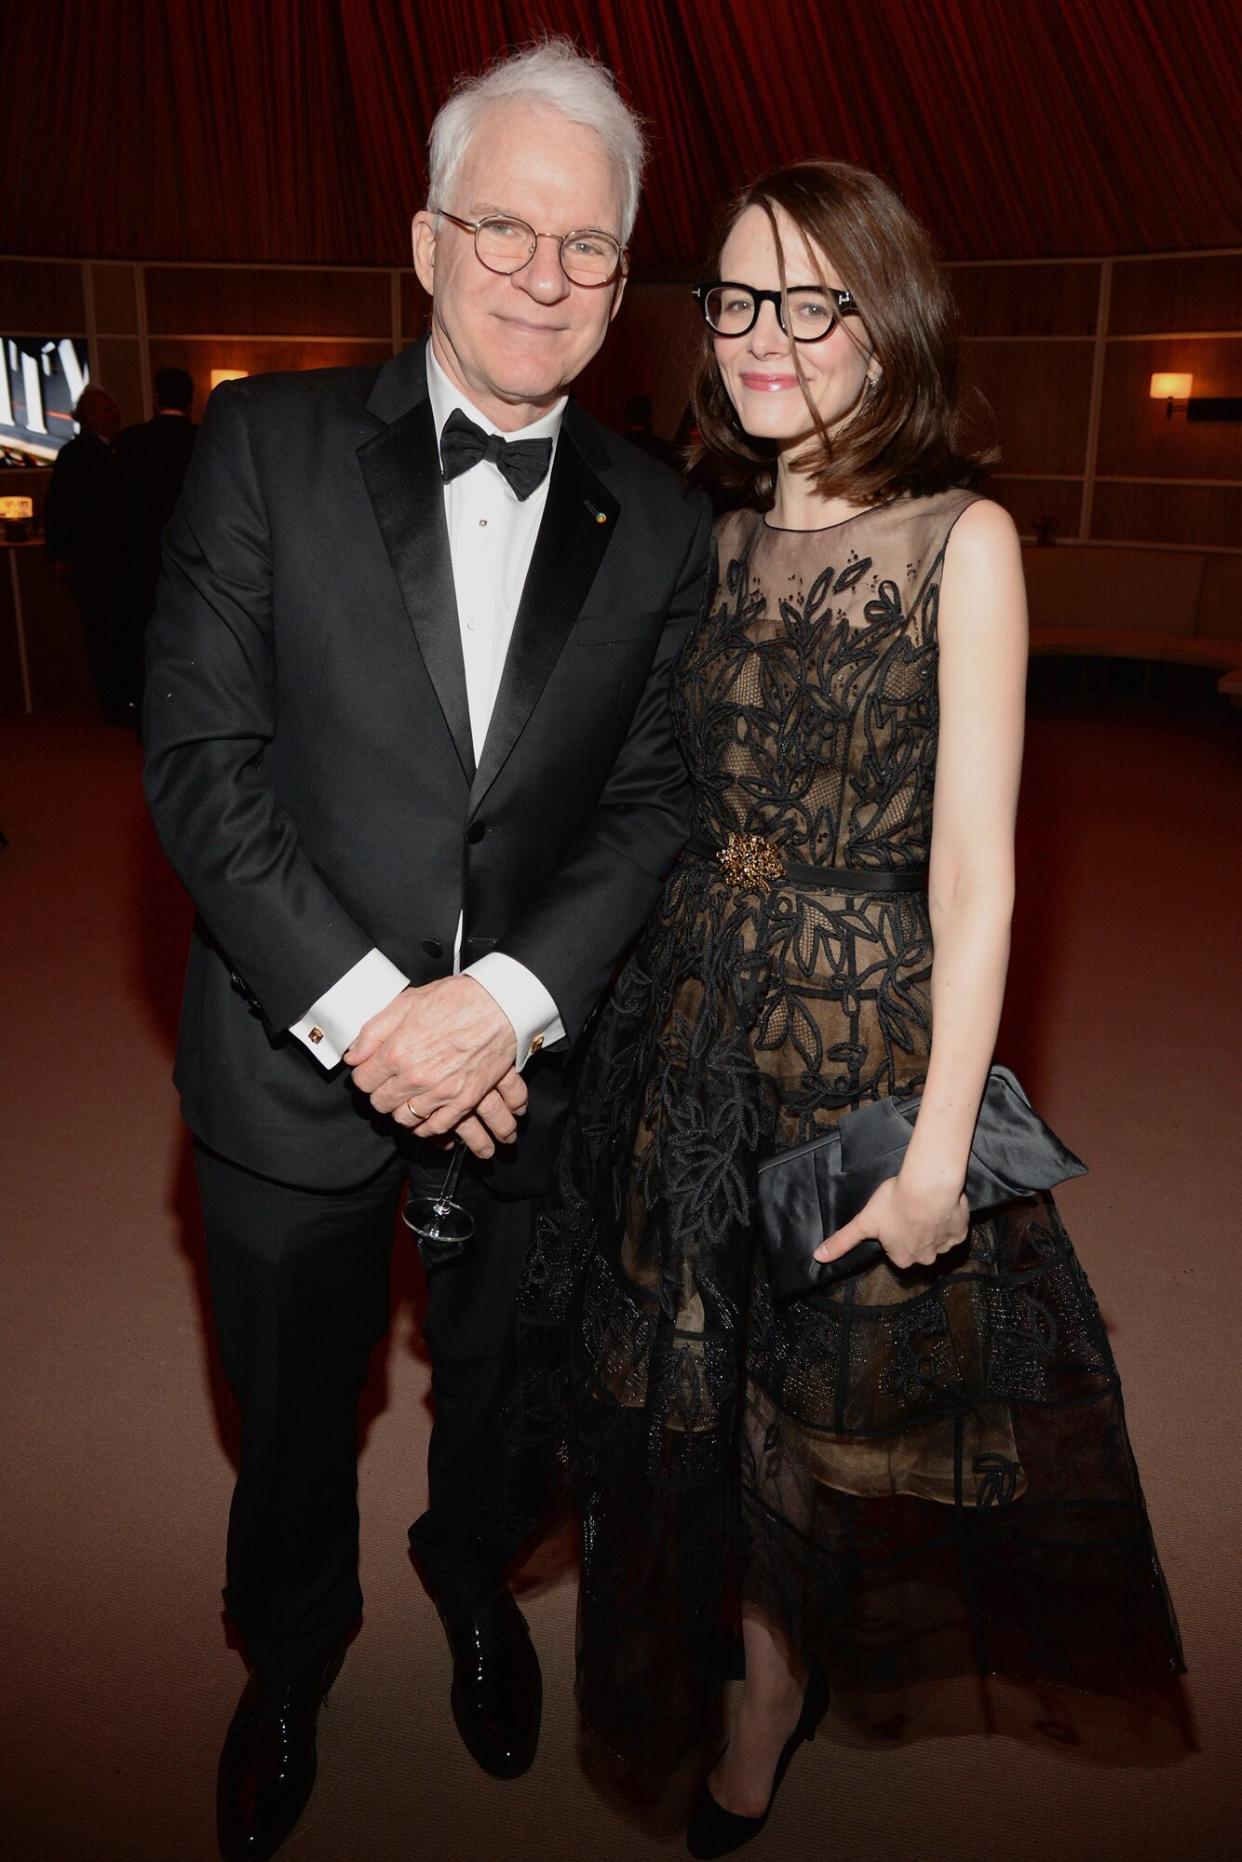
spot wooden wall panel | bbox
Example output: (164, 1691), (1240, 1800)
(1092, 482), (1242, 551)
(0, 259), (85, 333)
(91, 265), (138, 335)
(1109, 253), (1242, 335)
(987, 476), (1083, 541)
(961, 340), (1093, 475)
(145, 267), (391, 337)
(948, 263), (1099, 337)
(95, 337), (147, 428)
(4, 246), (1239, 555)
(1096, 337), (1242, 480)
(148, 338), (392, 419)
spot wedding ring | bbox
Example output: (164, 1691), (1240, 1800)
(405, 1100), (426, 1122)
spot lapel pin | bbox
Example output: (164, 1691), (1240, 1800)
(584, 499), (608, 524)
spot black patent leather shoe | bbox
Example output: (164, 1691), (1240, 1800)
(440, 1586), (542, 1778)
(686, 1654), (829, 1858)
(217, 1643), (345, 1860)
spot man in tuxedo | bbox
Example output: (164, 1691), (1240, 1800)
(144, 38), (710, 1861)
(45, 385), (130, 722)
(119, 366), (198, 620)
(109, 368), (197, 724)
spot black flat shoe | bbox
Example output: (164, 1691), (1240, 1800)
(686, 1655), (829, 1859)
(440, 1586), (542, 1778)
(217, 1643), (345, 1861)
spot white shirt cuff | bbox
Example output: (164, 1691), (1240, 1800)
(290, 948), (411, 1069)
(465, 951), (564, 1070)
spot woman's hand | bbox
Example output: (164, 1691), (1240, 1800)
(814, 1171), (969, 1272)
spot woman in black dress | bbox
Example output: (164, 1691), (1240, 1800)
(511, 161), (1182, 1855)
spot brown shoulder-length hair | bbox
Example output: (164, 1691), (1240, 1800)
(688, 161), (994, 508)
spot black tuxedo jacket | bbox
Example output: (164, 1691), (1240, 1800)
(144, 339), (712, 1194)
(44, 430), (125, 580)
(118, 413), (199, 606)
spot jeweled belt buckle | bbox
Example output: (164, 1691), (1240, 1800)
(716, 831), (786, 889)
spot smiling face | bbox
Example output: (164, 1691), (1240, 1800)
(412, 103), (627, 431)
(713, 203), (874, 448)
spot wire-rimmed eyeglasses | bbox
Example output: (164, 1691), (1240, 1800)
(434, 209), (626, 287)
(693, 281), (857, 342)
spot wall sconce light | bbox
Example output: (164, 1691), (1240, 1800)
(210, 368), (249, 391)
(1149, 372), (1193, 419)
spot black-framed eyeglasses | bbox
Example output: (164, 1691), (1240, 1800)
(693, 281), (857, 342)
(434, 209), (626, 287)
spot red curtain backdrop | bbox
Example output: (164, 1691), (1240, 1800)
(4, 0), (1240, 268)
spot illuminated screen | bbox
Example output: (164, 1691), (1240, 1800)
(0, 337), (91, 465)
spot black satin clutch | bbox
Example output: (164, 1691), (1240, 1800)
(755, 1065), (1087, 1299)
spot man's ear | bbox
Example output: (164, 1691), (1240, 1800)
(608, 266), (628, 324)
(411, 211), (437, 294)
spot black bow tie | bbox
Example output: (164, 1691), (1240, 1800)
(439, 407), (554, 502)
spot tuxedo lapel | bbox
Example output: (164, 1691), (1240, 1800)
(357, 351), (475, 782)
(470, 415), (619, 807)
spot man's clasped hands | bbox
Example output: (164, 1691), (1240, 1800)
(344, 975), (527, 1159)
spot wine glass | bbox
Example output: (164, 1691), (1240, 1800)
(402, 1139), (475, 1267)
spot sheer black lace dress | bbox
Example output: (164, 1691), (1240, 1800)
(507, 492), (1184, 1769)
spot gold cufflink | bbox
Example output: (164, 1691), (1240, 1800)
(529, 1034), (544, 1054)
(309, 1026), (324, 1045)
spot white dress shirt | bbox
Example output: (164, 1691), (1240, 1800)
(289, 344), (567, 1071)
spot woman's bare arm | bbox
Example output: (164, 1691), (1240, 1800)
(816, 498), (1028, 1270)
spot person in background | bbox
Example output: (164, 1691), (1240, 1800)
(44, 385), (130, 724)
(120, 366), (198, 617)
(622, 391), (678, 468)
(143, 38), (710, 1862)
(118, 368), (198, 727)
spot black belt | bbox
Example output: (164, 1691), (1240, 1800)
(686, 833), (928, 894)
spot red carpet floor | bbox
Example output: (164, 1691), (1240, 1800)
(1, 701), (1239, 1862)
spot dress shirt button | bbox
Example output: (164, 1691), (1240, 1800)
(422, 938), (444, 959)
(466, 821), (487, 844)
(478, 518), (488, 528)
(466, 619), (477, 631)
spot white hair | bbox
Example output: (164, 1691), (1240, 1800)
(427, 37), (646, 244)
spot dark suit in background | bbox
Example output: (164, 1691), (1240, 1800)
(44, 426), (130, 721)
(119, 409), (198, 616)
(144, 339), (711, 1672)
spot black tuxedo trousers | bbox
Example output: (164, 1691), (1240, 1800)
(197, 1142), (536, 1671)
(145, 342), (712, 1672)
